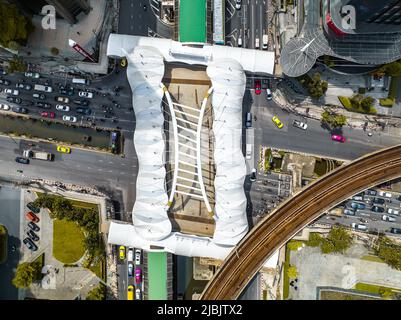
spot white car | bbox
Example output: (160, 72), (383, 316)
(387, 208), (399, 215)
(266, 88), (273, 100)
(235, 0), (241, 9)
(135, 249), (141, 265)
(24, 72), (40, 78)
(382, 215), (396, 222)
(351, 223), (367, 231)
(56, 104), (70, 112)
(5, 88), (19, 96)
(379, 191), (392, 198)
(292, 120), (308, 130)
(78, 91), (93, 99)
(56, 96), (69, 103)
(0, 103), (10, 110)
(62, 115), (77, 123)
(135, 288), (141, 300)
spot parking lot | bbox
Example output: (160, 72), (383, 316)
(319, 187), (401, 237)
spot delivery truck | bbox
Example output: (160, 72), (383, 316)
(23, 149), (54, 161)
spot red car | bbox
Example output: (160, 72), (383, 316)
(254, 79), (262, 95)
(26, 211), (40, 223)
(41, 111), (55, 118)
(331, 134), (346, 143)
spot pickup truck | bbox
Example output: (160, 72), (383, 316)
(23, 149), (54, 161)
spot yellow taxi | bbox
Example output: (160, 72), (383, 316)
(127, 285), (134, 300)
(271, 116), (284, 129)
(119, 245), (126, 260)
(120, 57), (127, 67)
(57, 145), (71, 153)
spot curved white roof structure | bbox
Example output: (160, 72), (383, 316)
(107, 34), (276, 260)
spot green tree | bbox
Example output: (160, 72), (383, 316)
(306, 233), (322, 247)
(319, 226), (353, 254)
(287, 266), (298, 279)
(381, 60), (401, 77)
(0, 1), (34, 49)
(0, 224), (7, 264)
(360, 96), (375, 111)
(12, 261), (41, 288)
(321, 110), (347, 129)
(6, 55), (27, 74)
(86, 283), (106, 300)
(375, 236), (401, 270)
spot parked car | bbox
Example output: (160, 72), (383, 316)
(390, 227), (401, 235)
(373, 197), (385, 205)
(73, 99), (89, 106)
(24, 72), (40, 78)
(382, 215), (396, 222)
(250, 168), (257, 182)
(128, 263), (134, 277)
(6, 96), (22, 104)
(63, 115), (77, 123)
(28, 222), (40, 232)
(119, 245), (125, 260)
(35, 102), (51, 109)
(15, 156), (29, 164)
(272, 116), (284, 129)
(352, 194), (363, 201)
(59, 85), (74, 96)
(235, 0), (241, 10)
(254, 79), (261, 95)
(135, 288), (142, 300)
(40, 111), (55, 118)
(16, 83), (32, 90)
(55, 96), (70, 103)
(32, 93), (46, 100)
(292, 119), (307, 130)
(25, 211), (39, 223)
(56, 104), (70, 112)
(0, 78), (10, 85)
(331, 134), (346, 143)
(12, 106), (28, 114)
(23, 237), (38, 251)
(127, 285), (134, 300)
(0, 103), (10, 110)
(343, 208), (355, 216)
(135, 267), (142, 284)
(57, 145), (71, 154)
(351, 223), (367, 231)
(387, 208), (399, 215)
(5, 88), (19, 95)
(349, 202), (365, 210)
(27, 230), (39, 241)
(127, 248), (134, 261)
(245, 112), (252, 128)
(379, 191), (392, 198)
(265, 88), (272, 100)
(78, 91), (93, 99)
(372, 206), (385, 213)
(27, 202), (40, 214)
(135, 249), (141, 265)
(366, 189), (377, 196)
(76, 107), (91, 115)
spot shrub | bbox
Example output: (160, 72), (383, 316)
(338, 96), (351, 108)
(379, 98), (394, 107)
(287, 266), (298, 279)
(287, 241), (304, 251)
(50, 47), (59, 55)
(307, 233), (322, 247)
(12, 261), (42, 288)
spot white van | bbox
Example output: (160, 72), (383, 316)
(246, 144), (252, 160)
(351, 223), (367, 231)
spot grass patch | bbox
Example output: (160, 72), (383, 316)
(69, 199), (99, 211)
(354, 283), (401, 297)
(287, 240), (304, 251)
(53, 219), (85, 264)
(338, 96), (351, 108)
(379, 98), (395, 107)
(283, 246), (291, 300)
(264, 148), (272, 172)
(361, 255), (385, 263)
(33, 253), (45, 280)
(320, 290), (378, 300)
(88, 258), (106, 282)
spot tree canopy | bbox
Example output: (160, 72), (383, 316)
(381, 60), (401, 77)
(86, 283), (106, 300)
(0, 1), (34, 49)
(12, 261), (41, 288)
(375, 236), (401, 270)
(298, 73), (328, 99)
(321, 110), (347, 129)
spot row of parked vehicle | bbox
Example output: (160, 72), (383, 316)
(23, 202), (41, 251)
(119, 246), (143, 300)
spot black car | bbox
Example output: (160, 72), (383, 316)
(372, 206), (385, 213)
(23, 237), (38, 251)
(35, 102), (51, 109)
(73, 99), (89, 106)
(15, 157), (29, 164)
(7, 96), (22, 104)
(20, 100), (34, 106)
(366, 189), (377, 196)
(390, 227), (401, 235)
(27, 230), (39, 242)
(76, 107), (92, 115)
(0, 78), (10, 85)
(373, 198), (385, 205)
(12, 106), (28, 114)
(27, 202), (40, 214)
(28, 221), (40, 232)
(33, 93), (46, 100)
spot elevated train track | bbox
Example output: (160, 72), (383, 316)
(201, 145), (401, 300)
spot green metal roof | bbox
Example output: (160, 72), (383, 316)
(179, 0), (206, 43)
(148, 252), (168, 300)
